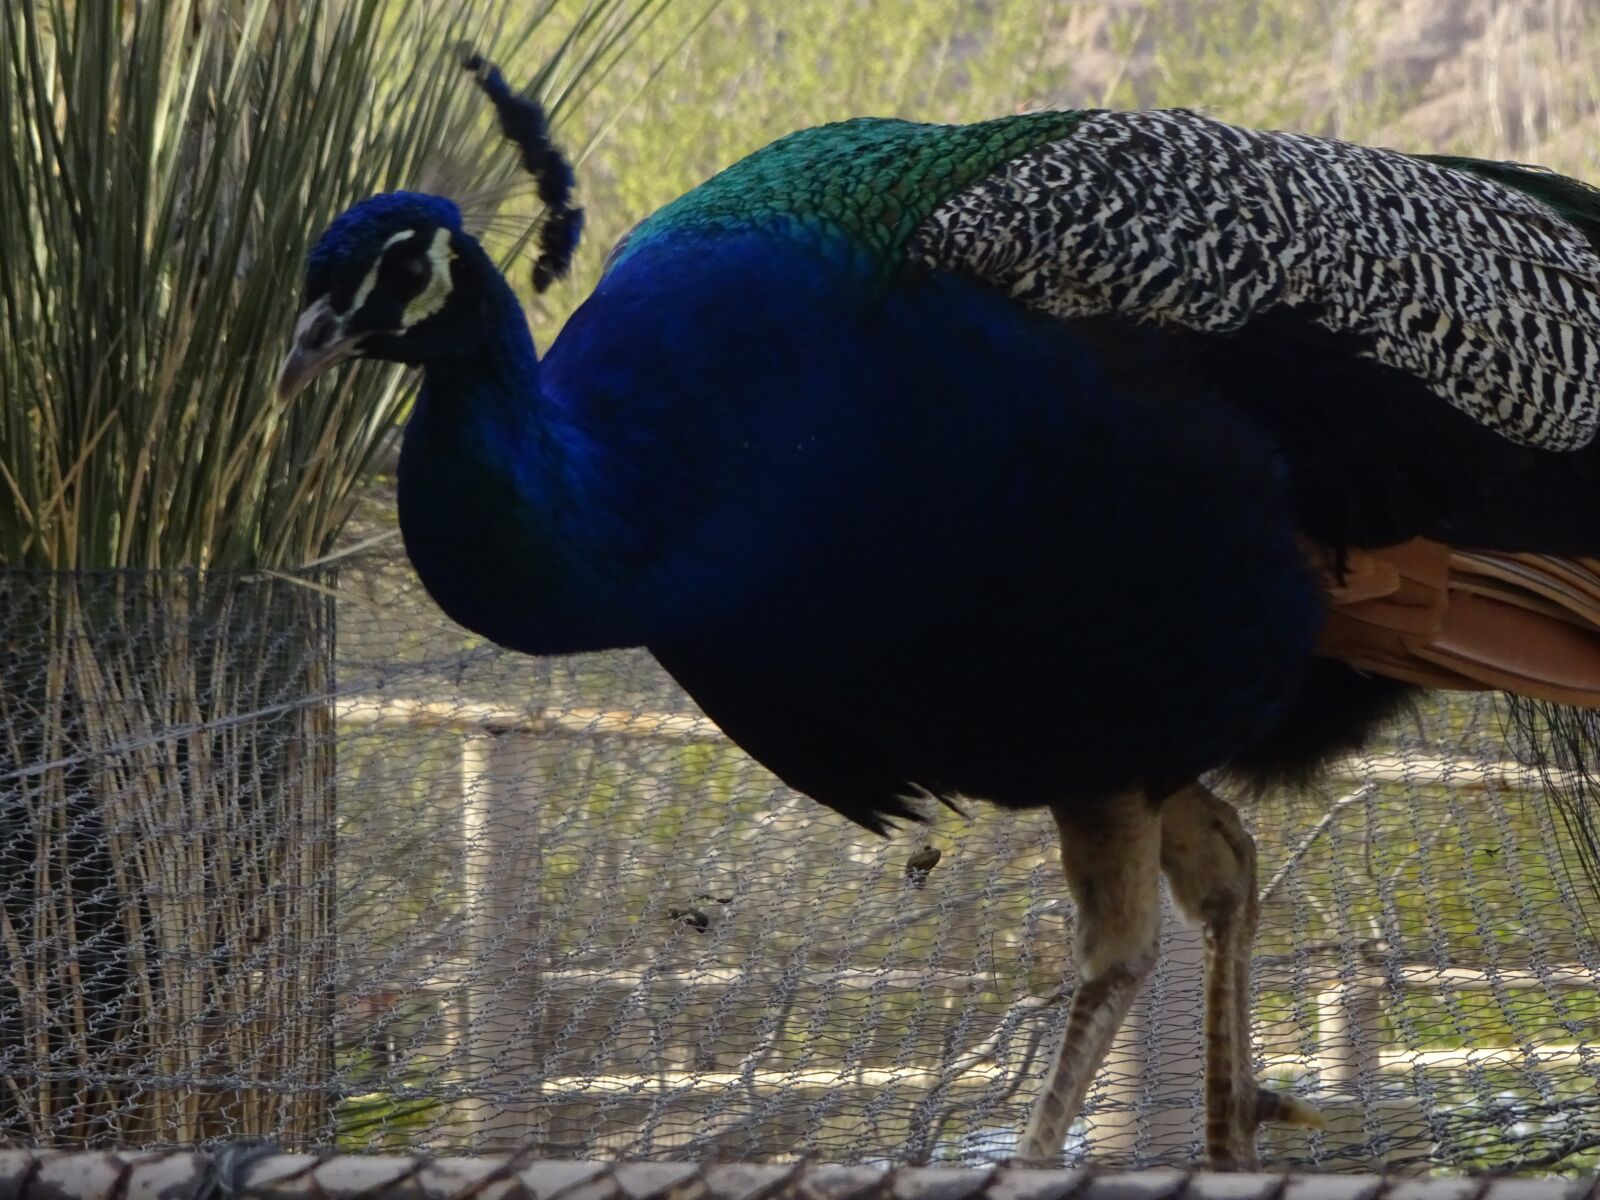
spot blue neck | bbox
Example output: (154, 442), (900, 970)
(396, 274), (641, 655)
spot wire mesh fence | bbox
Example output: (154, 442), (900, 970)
(2, 562), (1599, 1172)
(14, 1151), (1600, 1200)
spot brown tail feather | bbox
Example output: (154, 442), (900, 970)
(1310, 538), (1600, 707)
(1309, 537), (1600, 901)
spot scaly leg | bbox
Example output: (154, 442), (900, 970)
(1160, 782), (1322, 1168)
(1017, 794), (1162, 1164)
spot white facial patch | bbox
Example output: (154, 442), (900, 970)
(350, 228), (417, 316)
(400, 227), (456, 330)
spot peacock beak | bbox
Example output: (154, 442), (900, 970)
(277, 297), (362, 399)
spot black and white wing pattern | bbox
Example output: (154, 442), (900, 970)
(907, 109), (1600, 452)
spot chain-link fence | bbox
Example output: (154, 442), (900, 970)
(2, 562), (1598, 1172)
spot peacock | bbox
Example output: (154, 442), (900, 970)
(279, 55), (1600, 1167)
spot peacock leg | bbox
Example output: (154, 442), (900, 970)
(1159, 781), (1322, 1169)
(1017, 794), (1162, 1164)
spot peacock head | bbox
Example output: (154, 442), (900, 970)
(277, 192), (472, 397)
(277, 52), (580, 399)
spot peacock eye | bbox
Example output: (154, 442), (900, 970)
(404, 256), (430, 281)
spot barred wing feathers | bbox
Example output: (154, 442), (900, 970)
(908, 109), (1600, 452)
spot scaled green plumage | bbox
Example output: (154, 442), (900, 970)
(620, 110), (1088, 267)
